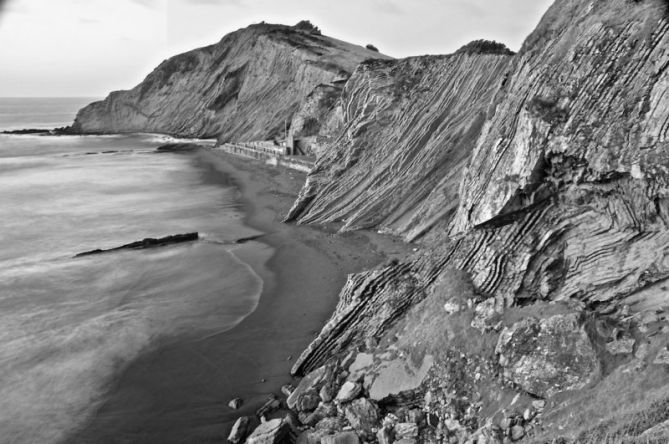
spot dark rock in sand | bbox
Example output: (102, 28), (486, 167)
(156, 143), (204, 152)
(1, 128), (52, 135)
(74, 233), (199, 257)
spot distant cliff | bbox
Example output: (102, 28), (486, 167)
(70, 22), (389, 141)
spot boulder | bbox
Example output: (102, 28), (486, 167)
(227, 416), (251, 443)
(321, 431), (361, 444)
(495, 313), (600, 397)
(510, 425), (525, 441)
(606, 337), (635, 355)
(343, 398), (379, 434)
(292, 388), (320, 413)
(256, 395), (281, 419)
(335, 381), (362, 403)
(246, 418), (294, 444)
(287, 364), (337, 410)
(376, 426), (394, 444)
(228, 398), (242, 410)
(394, 422), (418, 440)
(299, 402), (337, 426)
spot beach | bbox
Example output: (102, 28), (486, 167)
(66, 148), (410, 443)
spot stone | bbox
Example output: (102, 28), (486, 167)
(376, 426), (394, 444)
(344, 398), (379, 434)
(300, 402), (337, 427)
(654, 346), (669, 365)
(335, 381), (362, 403)
(256, 395), (281, 419)
(227, 416), (250, 444)
(510, 425), (525, 441)
(531, 400), (546, 411)
(281, 384), (295, 397)
(319, 382), (336, 403)
(495, 313), (600, 398)
(315, 417), (345, 433)
(228, 398), (242, 410)
(443, 300), (461, 315)
(293, 388), (320, 413)
(522, 407), (535, 422)
(246, 418), (293, 444)
(287, 364), (337, 410)
(394, 422), (418, 440)
(606, 337), (636, 355)
(321, 431), (361, 444)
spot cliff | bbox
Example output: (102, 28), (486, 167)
(70, 22), (390, 141)
(285, 51), (513, 241)
(282, 0), (669, 442)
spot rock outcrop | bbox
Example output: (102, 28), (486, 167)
(284, 0), (669, 441)
(70, 22), (389, 141)
(286, 52), (513, 241)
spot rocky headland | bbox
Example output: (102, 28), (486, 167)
(70, 2), (669, 442)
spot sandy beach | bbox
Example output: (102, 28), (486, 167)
(66, 149), (409, 443)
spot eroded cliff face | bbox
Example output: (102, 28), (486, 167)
(71, 23), (389, 140)
(286, 0), (669, 442)
(286, 53), (513, 241)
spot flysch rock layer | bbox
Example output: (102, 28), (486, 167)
(286, 0), (669, 441)
(70, 23), (390, 141)
(286, 52), (513, 241)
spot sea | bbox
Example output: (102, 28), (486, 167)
(0, 98), (268, 443)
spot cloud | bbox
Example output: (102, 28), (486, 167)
(372, 0), (403, 16)
(131, 0), (160, 8)
(79, 17), (101, 24)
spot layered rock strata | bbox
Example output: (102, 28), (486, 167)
(70, 23), (389, 141)
(284, 0), (669, 441)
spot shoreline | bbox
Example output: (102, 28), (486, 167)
(66, 148), (410, 443)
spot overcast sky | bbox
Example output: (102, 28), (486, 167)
(0, 0), (554, 97)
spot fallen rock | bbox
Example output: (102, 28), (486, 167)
(246, 418), (294, 444)
(228, 398), (242, 410)
(394, 422), (418, 440)
(227, 416), (250, 443)
(376, 426), (394, 444)
(606, 337), (636, 355)
(281, 384), (295, 398)
(321, 431), (360, 444)
(510, 424), (525, 441)
(335, 381), (362, 403)
(654, 346), (669, 365)
(256, 395), (281, 419)
(292, 388), (320, 413)
(443, 299), (462, 315)
(495, 313), (600, 397)
(287, 364), (337, 410)
(299, 402), (337, 427)
(343, 398), (379, 434)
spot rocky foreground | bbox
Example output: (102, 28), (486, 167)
(71, 1), (669, 442)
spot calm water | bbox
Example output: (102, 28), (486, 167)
(0, 97), (97, 131)
(0, 99), (266, 443)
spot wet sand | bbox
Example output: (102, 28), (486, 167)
(67, 150), (409, 443)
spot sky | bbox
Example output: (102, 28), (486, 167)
(0, 0), (554, 97)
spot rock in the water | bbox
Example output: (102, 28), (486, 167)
(246, 418), (295, 444)
(321, 431), (360, 444)
(335, 381), (361, 403)
(495, 313), (600, 397)
(228, 398), (243, 410)
(75, 233), (199, 257)
(156, 143), (203, 152)
(343, 398), (379, 434)
(227, 416), (250, 443)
